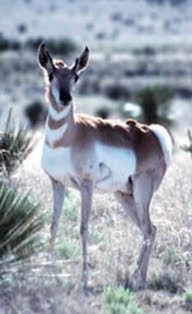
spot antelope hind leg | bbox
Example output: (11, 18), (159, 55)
(130, 173), (156, 290)
(80, 179), (93, 293)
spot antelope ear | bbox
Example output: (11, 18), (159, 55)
(38, 42), (55, 74)
(72, 46), (90, 74)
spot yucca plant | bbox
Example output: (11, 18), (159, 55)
(0, 110), (33, 178)
(0, 183), (44, 265)
(181, 129), (192, 158)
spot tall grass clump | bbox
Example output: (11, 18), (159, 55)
(0, 183), (44, 265)
(135, 86), (173, 127)
(104, 286), (143, 314)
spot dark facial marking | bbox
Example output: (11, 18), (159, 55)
(59, 89), (72, 105)
(49, 73), (53, 81)
(74, 74), (79, 83)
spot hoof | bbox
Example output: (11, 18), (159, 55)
(130, 277), (147, 291)
(81, 280), (93, 296)
(81, 272), (91, 296)
(83, 285), (93, 296)
(128, 271), (147, 291)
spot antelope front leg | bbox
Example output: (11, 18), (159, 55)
(80, 179), (93, 293)
(49, 179), (65, 252)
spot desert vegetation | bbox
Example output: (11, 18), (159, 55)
(0, 0), (192, 313)
(0, 112), (43, 265)
(0, 111), (33, 179)
(0, 35), (78, 56)
(181, 129), (192, 158)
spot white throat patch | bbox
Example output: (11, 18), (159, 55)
(45, 121), (68, 144)
(48, 103), (72, 121)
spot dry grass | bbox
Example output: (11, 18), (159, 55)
(0, 140), (192, 313)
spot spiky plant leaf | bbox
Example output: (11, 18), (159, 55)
(0, 127), (33, 178)
(0, 183), (44, 265)
(181, 129), (192, 158)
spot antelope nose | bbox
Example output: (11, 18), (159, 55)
(59, 91), (72, 104)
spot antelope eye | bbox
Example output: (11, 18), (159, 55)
(74, 74), (79, 83)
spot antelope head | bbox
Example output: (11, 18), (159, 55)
(38, 42), (90, 107)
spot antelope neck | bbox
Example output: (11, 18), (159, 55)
(48, 99), (75, 127)
(45, 98), (75, 148)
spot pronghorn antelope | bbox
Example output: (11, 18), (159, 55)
(38, 43), (173, 292)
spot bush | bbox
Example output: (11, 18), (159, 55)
(135, 86), (173, 127)
(24, 101), (47, 128)
(0, 36), (21, 52)
(149, 271), (181, 293)
(133, 46), (156, 56)
(17, 23), (27, 34)
(25, 37), (78, 55)
(104, 287), (143, 314)
(56, 239), (79, 259)
(0, 183), (44, 265)
(105, 83), (130, 101)
(0, 36), (78, 55)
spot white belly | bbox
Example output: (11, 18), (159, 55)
(95, 143), (136, 192)
(42, 145), (76, 186)
(42, 142), (136, 193)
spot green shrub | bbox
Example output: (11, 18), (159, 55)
(135, 86), (173, 127)
(104, 286), (143, 314)
(24, 100), (47, 128)
(0, 183), (44, 265)
(56, 239), (79, 259)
